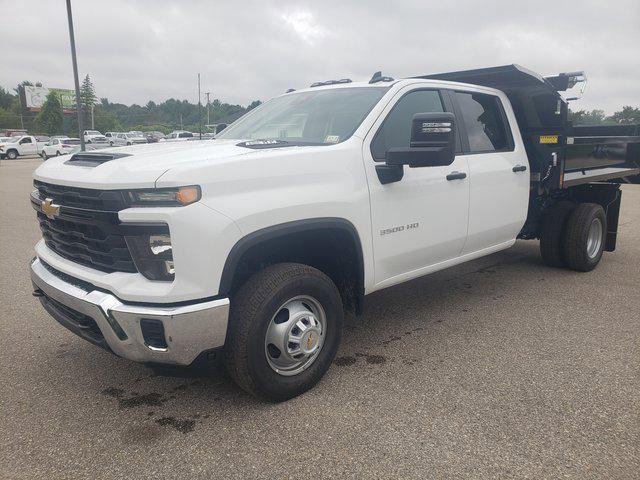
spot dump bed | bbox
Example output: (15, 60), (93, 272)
(419, 65), (640, 190)
(564, 124), (640, 185)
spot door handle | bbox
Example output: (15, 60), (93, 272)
(446, 171), (467, 181)
(512, 164), (527, 172)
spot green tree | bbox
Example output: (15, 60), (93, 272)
(569, 109), (610, 125)
(93, 107), (123, 132)
(35, 92), (63, 135)
(81, 75), (97, 127)
(0, 87), (15, 109)
(80, 75), (97, 109)
(609, 106), (640, 125)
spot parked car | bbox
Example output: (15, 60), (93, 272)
(113, 132), (147, 146)
(0, 135), (47, 159)
(83, 130), (104, 144)
(40, 138), (81, 160)
(144, 131), (165, 143)
(104, 132), (120, 145)
(90, 135), (110, 146)
(161, 130), (194, 142)
(28, 65), (640, 401)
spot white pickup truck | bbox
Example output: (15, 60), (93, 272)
(29, 65), (640, 401)
(0, 135), (47, 159)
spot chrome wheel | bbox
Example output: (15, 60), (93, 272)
(586, 217), (603, 259)
(264, 295), (326, 376)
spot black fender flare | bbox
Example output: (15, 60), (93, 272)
(218, 217), (365, 298)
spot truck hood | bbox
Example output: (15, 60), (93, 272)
(33, 139), (255, 189)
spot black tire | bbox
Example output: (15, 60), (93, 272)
(6, 149), (18, 160)
(224, 263), (343, 401)
(563, 203), (606, 272)
(540, 201), (575, 267)
(41, 151), (48, 160)
(56, 151), (61, 156)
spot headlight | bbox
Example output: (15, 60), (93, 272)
(125, 232), (175, 281)
(125, 186), (200, 207)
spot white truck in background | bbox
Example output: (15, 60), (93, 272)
(29, 65), (640, 401)
(0, 135), (48, 159)
(83, 130), (105, 144)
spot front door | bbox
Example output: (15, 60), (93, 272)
(363, 87), (470, 288)
(20, 137), (36, 155)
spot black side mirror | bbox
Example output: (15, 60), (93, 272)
(386, 112), (456, 168)
(376, 112), (456, 184)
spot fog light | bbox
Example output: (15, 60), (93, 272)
(126, 231), (175, 281)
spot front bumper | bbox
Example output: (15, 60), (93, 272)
(30, 257), (229, 366)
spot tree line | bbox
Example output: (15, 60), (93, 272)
(1, 77), (638, 136)
(0, 76), (261, 136)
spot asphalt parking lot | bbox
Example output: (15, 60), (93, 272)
(1, 158), (638, 479)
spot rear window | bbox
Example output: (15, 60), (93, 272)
(454, 91), (512, 153)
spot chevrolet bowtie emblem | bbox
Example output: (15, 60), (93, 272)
(41, 198), (61, 219)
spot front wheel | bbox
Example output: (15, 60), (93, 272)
(6, 150), (18, 160)
(224, 263), (343, 401)
(41, 151), (48, 160)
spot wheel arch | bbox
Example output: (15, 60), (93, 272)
(219, 218), (365, 315)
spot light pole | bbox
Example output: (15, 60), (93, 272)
(205, 92), (211, 126)
(65, 0), (85, 151)
(197, 73), (202, 140)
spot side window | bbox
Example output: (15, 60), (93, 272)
(21, 137), (32, 144)
(371, 90), (444, 160)
(454, 91), (511, 152)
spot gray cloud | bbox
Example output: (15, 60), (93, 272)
(2, 0), (638, 113)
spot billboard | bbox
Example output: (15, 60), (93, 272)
(23, 85), (77, 112)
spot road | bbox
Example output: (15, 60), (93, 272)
(1, 158), (638, 479)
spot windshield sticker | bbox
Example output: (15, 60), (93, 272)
(325, 135), (340, 144)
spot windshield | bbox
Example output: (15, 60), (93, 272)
(86, 130), (100, 135)
(6, 137), (20, 143)
(217, 87), (388, 145)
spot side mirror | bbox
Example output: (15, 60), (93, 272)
(386, 112), (456, 168)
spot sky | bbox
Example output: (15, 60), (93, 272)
(2, 0), (639, 113)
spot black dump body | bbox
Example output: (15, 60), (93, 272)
(418, 65), (640, 246)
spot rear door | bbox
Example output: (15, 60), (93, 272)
(363, 86), (470, 288)
(451, 89), (529, 254)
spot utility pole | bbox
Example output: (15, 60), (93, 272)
(197, 73), (202, 140)
(65, 0), (85, 151)
(91, 104), (94, 129)
(205, 92), (211, 126)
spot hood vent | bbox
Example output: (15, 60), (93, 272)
(64, 152), (131, 167)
